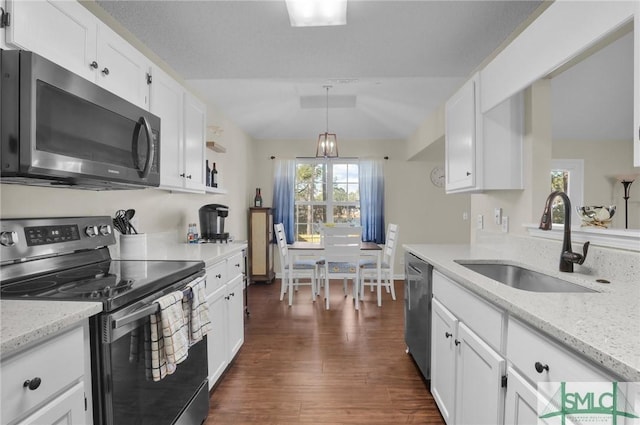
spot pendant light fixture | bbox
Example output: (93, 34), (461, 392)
(316, 85), (338, 158)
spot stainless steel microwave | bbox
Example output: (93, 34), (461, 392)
(0, 50), (160, 190)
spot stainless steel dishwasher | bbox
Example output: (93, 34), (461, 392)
(404, 252), (433, 380)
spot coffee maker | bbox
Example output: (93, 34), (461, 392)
(199, 204), (229, 242)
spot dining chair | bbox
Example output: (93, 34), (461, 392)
(321, 226), (363, 310)
(360, 223), (399, 307)
(274, 223), (317, 306)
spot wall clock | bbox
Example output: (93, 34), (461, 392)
(430, 166), (445, 188)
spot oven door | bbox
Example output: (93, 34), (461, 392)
(93, 277), (209, 425)
(2, 50), (160, 188)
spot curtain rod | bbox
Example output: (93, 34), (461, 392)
(270, 156), (389, 160)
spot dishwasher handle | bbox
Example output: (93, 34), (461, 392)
(407, 264), (423, 275)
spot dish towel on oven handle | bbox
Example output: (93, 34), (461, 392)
(183, 277), (212, 345)
(149, 291), (189, 381)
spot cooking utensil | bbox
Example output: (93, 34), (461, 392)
(113, 209), (138, 234)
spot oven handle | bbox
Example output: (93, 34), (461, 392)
(112, 303), (158, 330)
(111, 284), (196, 330)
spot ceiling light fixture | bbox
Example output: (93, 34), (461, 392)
(316, 85), (338, 158)
(285, 0), (347, 27)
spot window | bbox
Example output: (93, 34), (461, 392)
(294, 159), (359, 242)
(550, 159), (584, 225)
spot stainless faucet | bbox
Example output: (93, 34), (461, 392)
(539, 191), (590, 272)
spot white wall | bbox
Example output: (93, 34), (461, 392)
(553, 139), (639, 230)
(249, 137), (471, 276)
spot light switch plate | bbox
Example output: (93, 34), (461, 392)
(477, 214), (484, 230)
(502, 216), (509, 233)
(494, 208), (502, 225)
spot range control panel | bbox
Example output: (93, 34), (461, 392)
(0, 216), (116, 263)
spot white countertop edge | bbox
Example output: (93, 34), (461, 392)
(403, 243), (640, 382)
(1, 300), (102, 357)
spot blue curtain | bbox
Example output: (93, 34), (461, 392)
(359, 159), (385, 243)
(272, 159), (296, 244)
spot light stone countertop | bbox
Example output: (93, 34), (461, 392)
(1, 236), (248, 357)
(0, 300), (102, 356)
(403, 242), (640, 382)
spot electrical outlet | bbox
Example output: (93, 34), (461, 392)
(477, 214), (484, 230)
(462, 212), (469, 220)
(502, 216), (509, 233)
(494, 208), (502, 225)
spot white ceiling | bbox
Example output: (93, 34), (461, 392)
(94, 0), (542, 141)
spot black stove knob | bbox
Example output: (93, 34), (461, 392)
(85, 226), (98, 237)
(0, 231), (18, 247)
(99, 225), (112, 236)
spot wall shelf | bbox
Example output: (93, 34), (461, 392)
(206, 141), (226, 153)
(205, 186), (228, 195)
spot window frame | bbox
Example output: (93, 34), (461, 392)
(294, 158), (360, 241)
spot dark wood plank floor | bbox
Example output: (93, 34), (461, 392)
(205, 279), (445, 424)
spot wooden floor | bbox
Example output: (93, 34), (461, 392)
(205, 279), (445, 424)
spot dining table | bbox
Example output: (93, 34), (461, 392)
(288, 241), (382, 306)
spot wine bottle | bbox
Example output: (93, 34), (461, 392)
(205, 160), (211, 186)
(254, 188), (262, 207)
(212, 162), (218, 188)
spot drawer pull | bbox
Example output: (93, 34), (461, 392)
(23, 377), (42, 391)
(534, 362), (549, 373)
(445, 332), (453, 338)
(235, 263), (241, 267)
(454, 339), (461, 346)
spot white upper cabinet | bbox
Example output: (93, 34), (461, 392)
(6, 0), (151, 109)
(151, 66), (207, 193)
(445, 76), (477, 191)
(183, 92), (207, 192)
(635, 2), (639, 167)
(445, 73), (523, 193)
(150, 66), (185, 190)
(7, 0), (98, 82)
(95, 25), (151, 109)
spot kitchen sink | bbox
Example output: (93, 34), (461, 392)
(454, 261), (597, 293)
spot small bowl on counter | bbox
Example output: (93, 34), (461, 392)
(576, 205), (616, 228)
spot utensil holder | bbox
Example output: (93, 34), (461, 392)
(120, 234), (147, 259)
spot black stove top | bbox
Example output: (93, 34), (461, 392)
(1, 258), (204, 312)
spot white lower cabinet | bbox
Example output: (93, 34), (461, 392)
(430, 269), (622, 425)
(205, 254), (245, 390)
(1, 324), (92, 425)
(207, 285), (229, 389)
(503, 366), (541, 425)
(431, 297), (505, 425)
(431, 298), (458, 424)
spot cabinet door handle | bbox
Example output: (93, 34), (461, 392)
(445, 332), (452, 338)
(454, 339), (461, 346)
(229, 292), (235, 297)
(235, 263), (241, 268)
(466, 171), (471, 176)
(186, 175), (192, 179)
(23, 377), (42, 390)
(102, 67), (110, 76)
(89, 61), (99, 69)
(180, 173), (186, 178)
(216, 274), (222, 279)
(534, 362), (549, 373)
